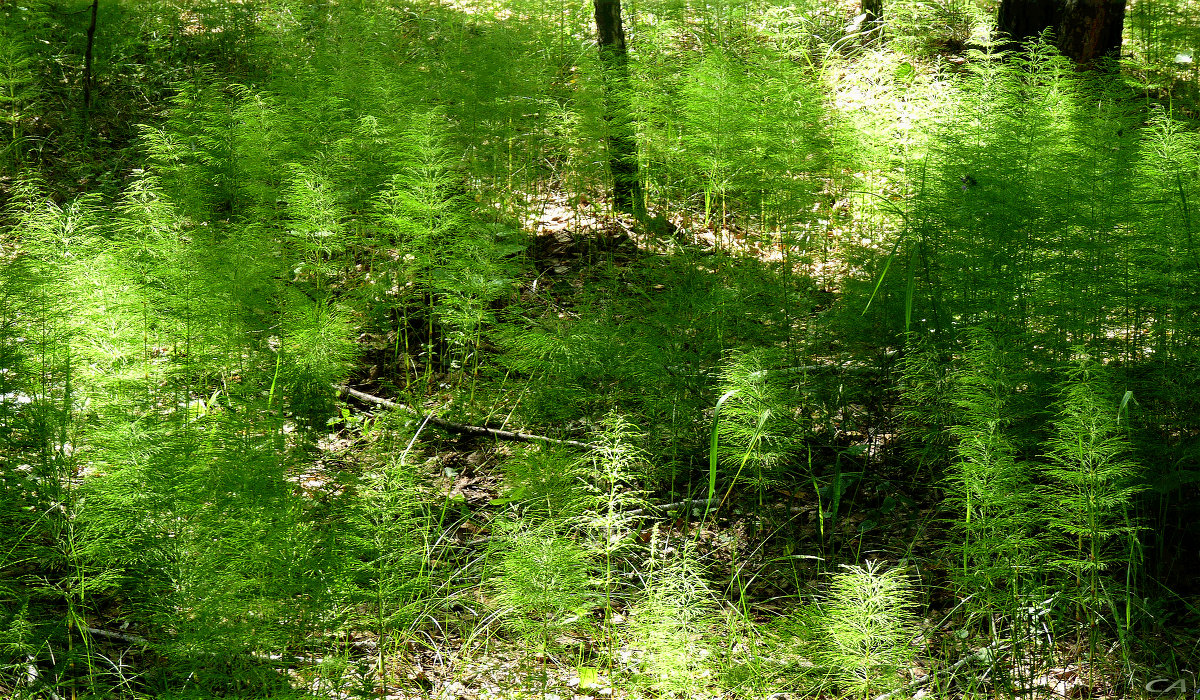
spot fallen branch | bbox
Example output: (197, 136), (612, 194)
(335, 385), (600, 451)
(625, 498), (714, 518)
(84, 626), (149, 646)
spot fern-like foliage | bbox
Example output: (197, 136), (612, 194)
(884, 0), (981, 55)
(0, 24), (38, 172)
(284, 162), (349, 283)
(943, 328), (1040, 605)
(344, 451), (439, 659)
(500, 446), (592, 524)
(639, 44), (828, 234)
(1135, 106), (1200, 331)
(368, 108), (524, 384)
(142, 78), (292, 222)
(580, 412), (649, 565)
(280, 288), (356, 431)
(628, 540), (716, 698)
(717, 348), (802, 504)
(0, 179), (86, 694)
(858, 35), (1153, 359)
(490, 525), (594, 651)
(1041, 356), (1142, 623)
(820, 560), (919, 697)
(434, 224), (524, 381)
(897, 331), (955, 476)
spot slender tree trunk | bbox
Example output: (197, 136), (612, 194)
(82, 0), (98, 126)
(860, 0), (883, 45)
(594, 0), (643, 217)
(862, 0), (882, 22)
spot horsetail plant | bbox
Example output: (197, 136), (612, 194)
(1042, 355), (1143, 657)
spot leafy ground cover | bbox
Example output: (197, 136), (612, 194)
(2, 0), (1200, 698)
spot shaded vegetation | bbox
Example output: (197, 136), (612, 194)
(1, 0), (1199, 698)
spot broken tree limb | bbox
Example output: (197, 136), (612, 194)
(335, 384), (601, 451)
(625, 498), (714, 518)
(84, 626), (149, 646)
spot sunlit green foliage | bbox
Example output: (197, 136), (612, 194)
(717, 348), (804, 502)
(1, 0), (1199, 696)
(943, 328), (1040, 610)
(628, 541), (717, 697)
(1042, 357), (1143, 627)
(490, 525), (594, 649)
(820, 561), (919, 696)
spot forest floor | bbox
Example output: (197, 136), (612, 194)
(5, 0), (1200, 698)
(282, 203), (1126, 700)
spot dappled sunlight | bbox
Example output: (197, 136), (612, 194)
(1, 0), (1198, 698)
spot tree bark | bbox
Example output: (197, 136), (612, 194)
(594, 0), (643, 217)
(1056, 0), (1126, 64)
(862, 0), (882, 22)
(82, 0), (98, 125)
(997, 0), (1060, 49)
(996, 0), (1125, 65)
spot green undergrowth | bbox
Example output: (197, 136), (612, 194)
(1, 0), (1199, 698)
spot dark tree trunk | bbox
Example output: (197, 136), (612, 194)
(862, 0), (882, 22)
(996, 0), (1125, 65)
(594, 0), (627, 61)
(82, 0), (98, 125)
(1056, 0), (1126, 64)
(997, 0), (1060, 49)
(594, 0), (643, 217)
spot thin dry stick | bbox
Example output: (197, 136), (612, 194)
(335, 384), (600, 451)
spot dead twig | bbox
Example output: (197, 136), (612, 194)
(335, 385), (600, 451)
(624, 498), (715, 518)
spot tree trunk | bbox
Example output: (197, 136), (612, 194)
(997, 0), (1060, 49)
(862, 0), (882, 22)
(594, 0), (643, 217)
(82, 0), (98, 126)
(594, 0), (627, 61)
(1056, 0), (1126, 64)
(996, 0), (1125, 65)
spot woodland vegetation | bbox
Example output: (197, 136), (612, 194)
(1, 0), (1199, 698)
